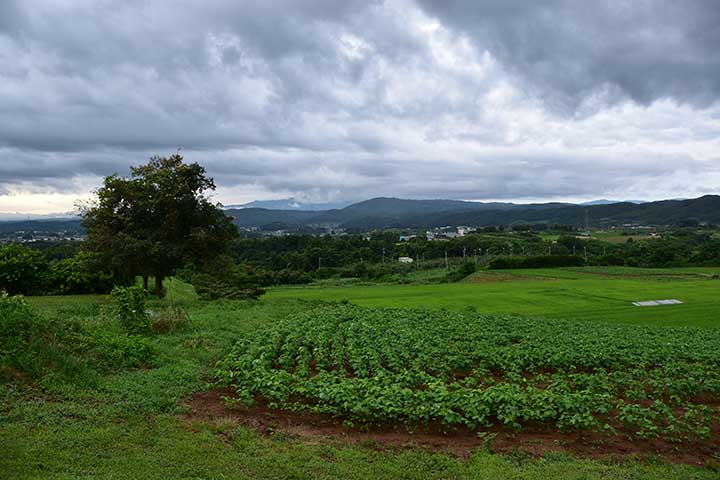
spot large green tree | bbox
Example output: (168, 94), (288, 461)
(81, 154), (237, 296)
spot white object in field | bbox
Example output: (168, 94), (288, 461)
(632, 299), (683, 307)
(398, 256), (414, 263)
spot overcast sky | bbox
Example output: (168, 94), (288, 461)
(1, 0), (719, 214)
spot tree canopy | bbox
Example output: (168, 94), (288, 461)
(81, 154), (237, 296)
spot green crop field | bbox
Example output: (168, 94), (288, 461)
(267, 267), (720, 328)
(219, 304), (720, 437)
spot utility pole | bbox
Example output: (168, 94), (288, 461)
(474, 248), (478, 265)
(585, 209), (590, 232)
(573, 245), (576, 255)
(382, 247), (385, 264)
(463, 246), (466, 259)
(584, 246), (588, 262)
(318, 256), (321, 269)
(445, 250), (449, 270)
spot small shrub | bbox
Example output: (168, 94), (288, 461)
(445, 261), (477, 282)
(0, 292), (41, 347)
(149, 306), (188, 333)
(95, 334), (155, 369)
(111, 286), (150, 334)
(0, 292), (44, 377)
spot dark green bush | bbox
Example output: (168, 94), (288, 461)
(0, 244), (49, 295)
(177, 257), (267, 300)
(0, 244), (119, 296)
(182, 272), (265, 300)
(444, 261), (477, 282)
(47, 251), (115, 294)
(488, 255), (585, 270)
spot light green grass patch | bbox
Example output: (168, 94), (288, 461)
(268, 267), (720, 327)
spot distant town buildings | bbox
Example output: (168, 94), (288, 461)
(0, 230), (85, 244)
(425, 226), (476, 241)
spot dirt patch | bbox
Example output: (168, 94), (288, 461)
(465, 273), (555, 283)
(182, 389), (720, 466)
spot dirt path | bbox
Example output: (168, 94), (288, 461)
(182, 389), (720, 466)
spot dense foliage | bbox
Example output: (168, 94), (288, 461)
(218, 305), (720, 442)
(176, 255), (266, 300)
(4, 223), (720, 295)
(0, 243), (115, 295)
(227, 229), (720, 286)
(232, 231), (543, 270)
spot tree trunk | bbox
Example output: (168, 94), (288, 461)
(154, 275), (165, 298)
(142, 276), (149, 290)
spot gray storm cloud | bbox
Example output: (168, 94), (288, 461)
(0, 0), (719, 210)
(415, 0), (720, 111)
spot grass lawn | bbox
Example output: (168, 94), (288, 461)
(589, 231), (654, 243)
(3, 274), (720, 478)
(267, 267), (720, 327)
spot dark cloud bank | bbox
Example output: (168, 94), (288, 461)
(0, 0), (719, 211)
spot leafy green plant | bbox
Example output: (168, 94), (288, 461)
(95, 334), (155, 369)
(111, 285), (150, 334)
(216, 304), (720, 442)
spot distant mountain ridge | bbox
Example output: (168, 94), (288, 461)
(225, 195), (720, 230)
(579, 199), (646, 206)
(225, 198), (350, 211)
(3, 195), (719, 232)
